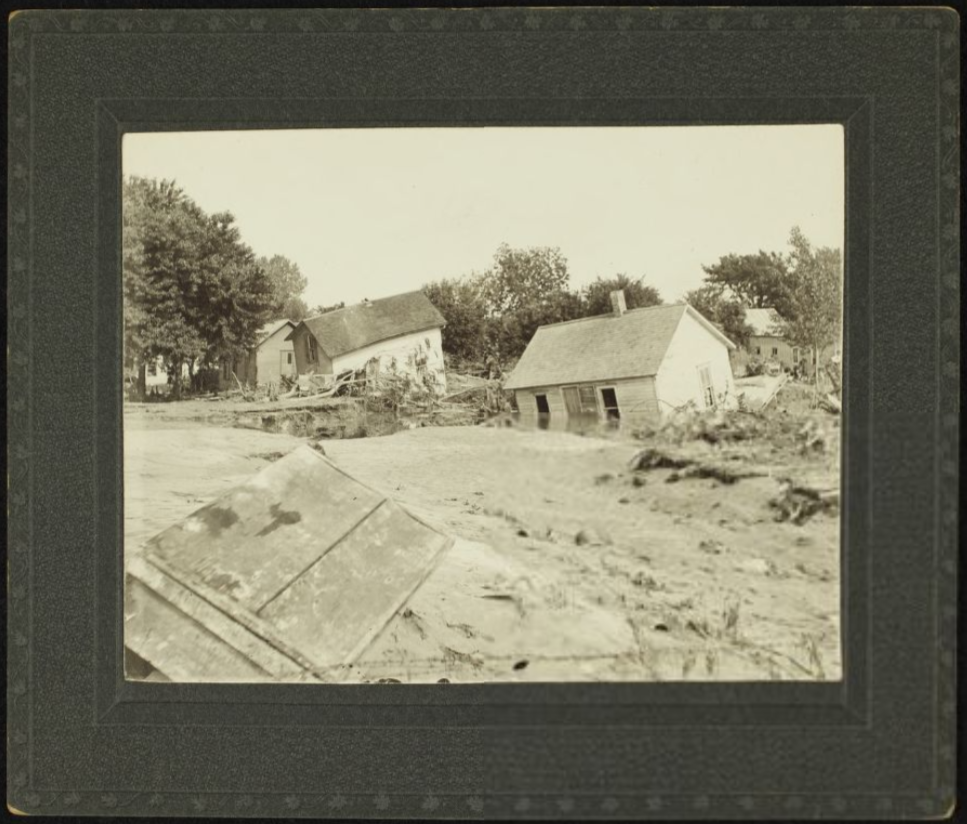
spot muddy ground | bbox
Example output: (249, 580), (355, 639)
(124, 386), (841, 683)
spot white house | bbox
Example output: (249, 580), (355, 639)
(219, 319), (297, 389)
(504, 291), (737, 429)
(286, 291), (447, 393)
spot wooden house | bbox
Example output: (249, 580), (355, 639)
(505, 291), (737, 430)
(286, 291), (446, 393)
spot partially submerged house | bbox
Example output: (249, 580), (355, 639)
(286, 291), (447, 393)
(504, 291), (737, 430)
(219, 319), (297, 389)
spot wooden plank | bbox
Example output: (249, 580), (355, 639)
(125, 554), (312, 680)
(125, 578), (278, 683)
(143, 552), (333, 678)
(259, 499), (452, 669)
(145, 446), (385, 612)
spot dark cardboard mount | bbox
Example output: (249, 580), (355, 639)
(6, 6), (959, 819)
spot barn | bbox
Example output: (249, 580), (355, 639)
(286, 291), (447, 393)
(504, 291), (737, 430)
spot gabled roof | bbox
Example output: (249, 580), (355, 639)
(254, 319), (296, 348)
(286, 291), (446, 358)
(745, 307), (787, 337)
(504, 303), (734, 391)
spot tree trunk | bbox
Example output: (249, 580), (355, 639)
(170, 359), (183, 400)
(137, 362), (147, 401)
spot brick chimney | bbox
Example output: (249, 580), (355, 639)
(610, 289), (627, 317)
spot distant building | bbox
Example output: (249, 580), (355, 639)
(742, 307), (841, 377)
(286, 291), (447, 393)
(504, 290), (737, 430)
(219, 319), (297, 389)
(743, 307), (809, 374)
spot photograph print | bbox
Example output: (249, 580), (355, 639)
(122, 125), (844, 684)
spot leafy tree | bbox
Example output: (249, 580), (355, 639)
(782, 226), (842, 380)
(479, 244), (583, 362)
(280, 296), (309, 322)
(423, 276), (489, 366)
(123, 176), (275, 398)
(199, 212), (277, 367)
(257, 254), (309, 321)
(701, 250), (795, 319)
(582, 274), (662, 315)
(684, 284), (754, 348)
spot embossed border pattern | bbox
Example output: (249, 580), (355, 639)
(6, 7), (959, 819)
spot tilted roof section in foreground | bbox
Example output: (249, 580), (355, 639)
(286, 291), (446, 359)
(504, 303), (734, 391)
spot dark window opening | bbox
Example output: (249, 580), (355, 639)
(535, 394), (549, 414)
(601, 388), (620, 421)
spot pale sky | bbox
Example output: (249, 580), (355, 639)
(123, 126), (844, 309)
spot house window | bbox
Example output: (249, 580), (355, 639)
(600, 387), (620, 421)
(755, 346), (761, 356)
(286, 352), (293, 365)
(306, 335), (318, 363)
(697, 364), (716, 409)
(562, 385), (599, 417)
(771, 346), (779, 357)
(535, 394), (550, 414)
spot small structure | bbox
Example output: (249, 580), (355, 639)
(286, 291), (446, 394)
(218, 319), (297, 390)
(505, 291), (737, 430)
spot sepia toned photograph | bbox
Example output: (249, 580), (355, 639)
(122, 126), (844, 684)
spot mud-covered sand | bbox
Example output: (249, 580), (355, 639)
(125, 403), (841, 683)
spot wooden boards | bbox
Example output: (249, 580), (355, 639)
(125, 445), (453, 681)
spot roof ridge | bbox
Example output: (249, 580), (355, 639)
(537, 302), (682, 331)
(302, 289), (428, 322)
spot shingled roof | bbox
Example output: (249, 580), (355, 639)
(504, 303), (733, 391)
(286, 291), (445, 359)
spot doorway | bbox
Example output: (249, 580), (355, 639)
(535, 393), (550, 429)
(600, 387), (620, 421)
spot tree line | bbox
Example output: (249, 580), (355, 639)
(124, 173), (840, 394)
(423, 244), (662, 374)
(123, 177), (312, 397)
(425, 229), (841, 377)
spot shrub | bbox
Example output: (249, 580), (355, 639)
(744, 359), (766, 377)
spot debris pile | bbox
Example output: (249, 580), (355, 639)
(769, 481), (839, 525)
(635, 407), (770, 446)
